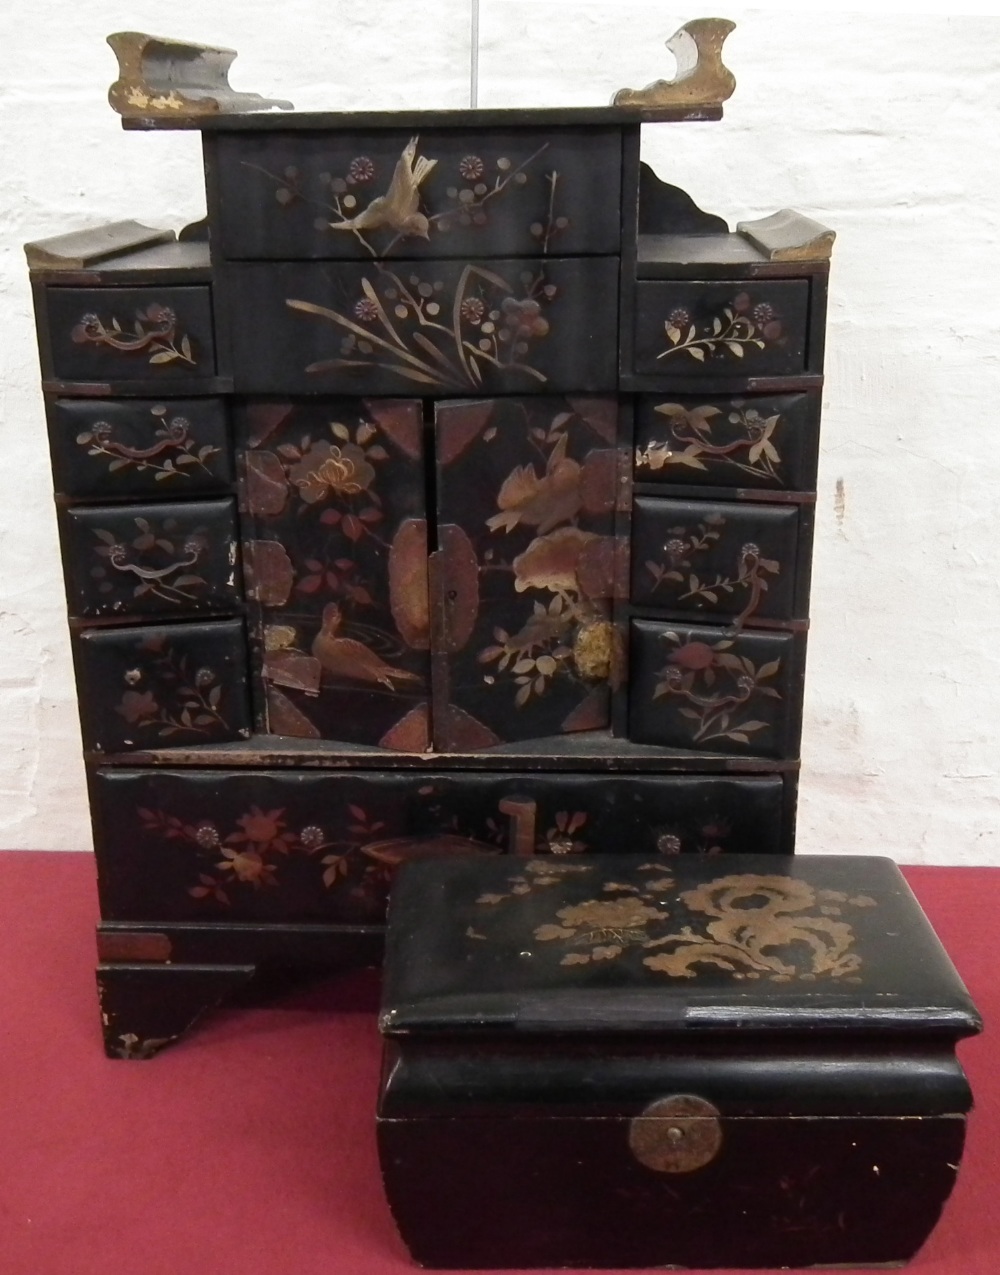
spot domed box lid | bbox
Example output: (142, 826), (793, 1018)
(380, 853), (981, 1042)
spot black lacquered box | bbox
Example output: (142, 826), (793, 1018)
(378, 853), (981, 1269)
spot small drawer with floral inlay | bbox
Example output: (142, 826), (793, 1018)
(628, 619), (803, 758)
(42, 286), (215, 382)
(62, 498), (241, 620)
(633, 281), (810, 378)
(47, 398), (233, 499)
(211, 127), (622, 261)
(76, 619), (251, 754)
(222, 257), (619, 395)
(631, 497), (809, 625)
(633, 391), (821, 492)
(90, 767), (792, 924)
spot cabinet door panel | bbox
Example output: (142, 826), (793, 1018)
(237, 399), (430, 748)
(434, 397), (620, 748)
(213, 127), (622, 260)
(92, 768), (790, 923)
(223, 258), (619, 394)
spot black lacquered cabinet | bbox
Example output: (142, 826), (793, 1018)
(27, 55), (833, 1057)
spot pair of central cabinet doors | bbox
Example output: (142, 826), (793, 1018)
(241, 393), (620, 751)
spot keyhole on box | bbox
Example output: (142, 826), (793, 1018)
(628, 1096), (723, 1173)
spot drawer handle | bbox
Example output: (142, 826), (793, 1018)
(628, 1094), (722, 1173)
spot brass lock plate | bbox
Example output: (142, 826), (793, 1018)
(628, 1094), (723, 1173)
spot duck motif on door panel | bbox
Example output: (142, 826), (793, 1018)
(434, 397), (621, 748)
(238, 399), (430, 749)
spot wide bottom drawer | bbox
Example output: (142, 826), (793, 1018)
(92, 767), (793, 923)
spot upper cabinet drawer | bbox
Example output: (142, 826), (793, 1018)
(62, 498), (241, 620)
(631, 496), (807, 624)
(211, 128), (622, 260)
(224, 258), (619, 395)
(633, 281), (811, 378)
(633, 392), (821, 493)
(48, 398), (233, 500)
(628, 619), (802, 759)
(42, 286), (216, 383)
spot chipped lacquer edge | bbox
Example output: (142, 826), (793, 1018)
(107, 31), (293, 119)
(737, 210), (836, 262)
(614, 18), (737, 110)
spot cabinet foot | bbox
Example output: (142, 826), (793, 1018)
(97, 962), (255, 1059)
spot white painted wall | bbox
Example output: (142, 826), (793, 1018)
(1, 3), (998, 862)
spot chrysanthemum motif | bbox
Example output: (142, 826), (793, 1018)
(668, 307), (691, 329)
(194, 668), (214, 688)
(657, 833), (682, 855)
(348, 157), (375, 183)
(458, 155), (484, 180)
(300, 826), (326, 850)
(553, 896), (663, 938)
(70, 313), (101, 343)
(194, 821), (220, 849)
(460, 296), (486, 324)
(752, 302), (776, 326)
(354, 297), (379, 323)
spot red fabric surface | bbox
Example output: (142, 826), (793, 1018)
(0, 852), (995, 1275)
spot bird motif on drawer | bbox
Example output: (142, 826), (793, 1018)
(329, 136), (438, 239)
(311, 603), (421, 690)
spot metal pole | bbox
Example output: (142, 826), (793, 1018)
(470, 0), (480, 108)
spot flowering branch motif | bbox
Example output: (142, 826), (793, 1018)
(656, 293), (784, 363)
(247, 141), (568, 259)
(91, 518), (207, 607)
(138, 804), (354, 904)
(136, 799), (502, 908)
(475, 410), (613, 708)
(475, 863), (876, 981)
(287, 262), (555, 390)
(75, 405), (220, 482)
(645, 514), (780, 630)
(70, 304), (196, 366)
(536, 811), (589, 856)
(636, 402), (783, 482)
(115, 645), (229, 740)
(652, 631), (781, 745)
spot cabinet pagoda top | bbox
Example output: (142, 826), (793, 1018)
(107, 19), (737, 129)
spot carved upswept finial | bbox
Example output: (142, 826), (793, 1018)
(614, 17), (736, 110)
(736, 210), (836, 262)
(107, 31), (294, 119)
